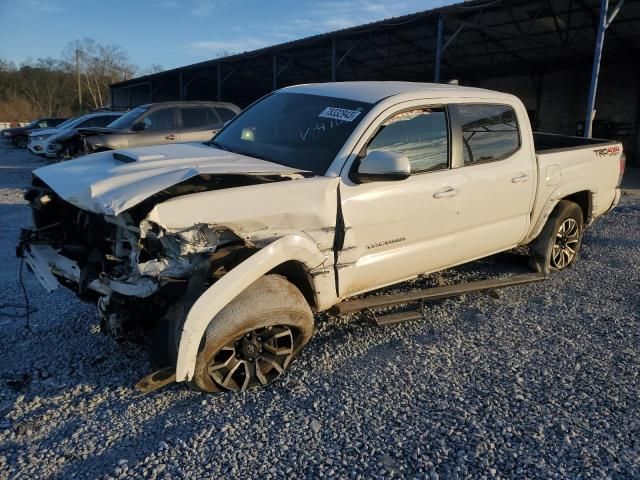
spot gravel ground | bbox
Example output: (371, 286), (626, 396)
(0, 143), (638, 479)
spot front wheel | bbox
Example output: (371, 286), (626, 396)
(529, 200), (584, 273)
(13, 136), (27, 149)
(191, 275), (314, 393)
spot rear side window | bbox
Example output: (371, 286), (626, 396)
(181, 107), (218, 128)
(366, 107), (449, 173)
(457, 104), (520, 164)
(143, 108), (178, 130)
(214, 107), (237, 123)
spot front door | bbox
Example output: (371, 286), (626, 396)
(337, 106), (464, 298)
(132, 107), (180, 147)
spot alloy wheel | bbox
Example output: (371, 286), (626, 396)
(551, 218), (580, 269)
(207, 325), (295, 391)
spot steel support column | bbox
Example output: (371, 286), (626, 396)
(434, 16), (444, 83)
(272, 53), (277, 90)
(331, 38), (336, 82)
(217, 64), (221, 101)
(584, 0), (608, 138)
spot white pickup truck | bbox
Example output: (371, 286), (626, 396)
(19, 82), (625, 393)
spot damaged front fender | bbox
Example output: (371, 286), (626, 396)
(175, 234), (336, 383)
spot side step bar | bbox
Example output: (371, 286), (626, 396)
(330, 272), (546, 315)
(371, 310), (423, 327)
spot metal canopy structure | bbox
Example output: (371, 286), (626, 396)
(110, 0), (640, 159)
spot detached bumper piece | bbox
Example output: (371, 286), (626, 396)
(17, 230), (157, 298)
(134, 368), (176, 396)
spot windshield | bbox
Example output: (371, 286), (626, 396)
(107, 106), (147, 129)
(211, 92), (372, 175)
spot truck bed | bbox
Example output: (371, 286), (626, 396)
(533, 132), (617, 154)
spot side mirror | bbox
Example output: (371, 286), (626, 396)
(131, 122), (146, 132)
(355, 150), (411, 183)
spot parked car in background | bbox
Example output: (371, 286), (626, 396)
(28, 112), (123, 159)
(28, 112), (123, 157)
(18, 82), (624, 393)
(1, 117), (67, 148)
(59, 101), (241, 158)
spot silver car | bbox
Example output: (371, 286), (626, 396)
(73, 101), (241, 155)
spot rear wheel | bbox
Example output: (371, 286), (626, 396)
(529, 200), (584, 273)
(190, 274), (314, 393)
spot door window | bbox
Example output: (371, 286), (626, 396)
(97, 115), (121, 127)
(181, 107), (218, 128)
(366, 107), (449, 173)
(78, 116), (113, 128)
(214, 107), (237, 123)
(457, 104), (520, 165)
(142, 108), (177, 130)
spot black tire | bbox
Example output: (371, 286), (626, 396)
(529, 200), (584, 274)
(190, 274), (314, 393)
(12, 136), (27, 149)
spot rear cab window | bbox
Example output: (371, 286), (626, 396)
(454, 104), (520, 165)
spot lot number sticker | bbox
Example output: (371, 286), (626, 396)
(319, 107), (362, 122)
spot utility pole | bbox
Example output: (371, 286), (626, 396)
(76, 48), (82, 111)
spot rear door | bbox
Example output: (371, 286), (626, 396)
(179, 106), (222, 142)
(449, 102), (536, 259)
(131, 107), (180, 147)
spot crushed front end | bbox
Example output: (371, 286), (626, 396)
(17, 176), (241, 339)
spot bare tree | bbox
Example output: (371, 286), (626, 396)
(140, 63), (165, 75)
(63, 38), (137, 109)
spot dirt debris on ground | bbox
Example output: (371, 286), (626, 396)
(0, 144), (638, 479)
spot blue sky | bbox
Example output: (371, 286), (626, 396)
(0, 0), (456, 73)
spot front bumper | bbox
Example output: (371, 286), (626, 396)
(28, 145), (46, 155)
(45, 144), (62, 158)
(18, 239), (158, 298)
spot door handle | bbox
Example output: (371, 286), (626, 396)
(433, 187), (459, 199)
(511, 174), (529, 183)
(165, 134), (176, 140)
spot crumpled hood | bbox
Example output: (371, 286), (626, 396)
(33, 142), (310, 216)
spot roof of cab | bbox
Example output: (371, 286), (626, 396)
(281, 81), (512, 104)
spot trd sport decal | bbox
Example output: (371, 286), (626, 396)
(594, 145), (620, 157)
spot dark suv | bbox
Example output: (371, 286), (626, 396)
(67, 101), (241, 155)
(1, 118), (67, 148)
